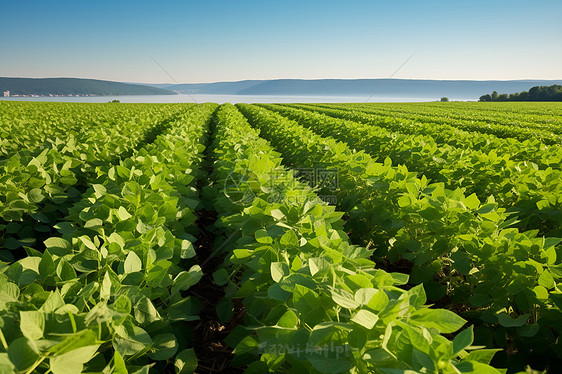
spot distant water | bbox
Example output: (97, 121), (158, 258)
(0, 94), (438, 104)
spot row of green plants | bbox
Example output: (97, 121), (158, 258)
(260, 104), (562, 236)
(0, 103), (191, 257)
(317, 103), (562, 144)
(0, 102), (186, 159)
(416, 101), (562, 117)
(338, 103), (562, 134)
(0, 103), (217, 373)
(208, 103), (502, 373)
(237, 103), (562, 371)
(288, 104), (562, 170)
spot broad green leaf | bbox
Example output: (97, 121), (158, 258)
(172, 265), (203, 296)
(118, 206), (133, 220)
(212, 268), (229, 286)
(148, 334), (178, 361)
(114, 324), (152, 356)
(124, 251), (142, 273)
(497, 313), (529, 328)
(270, 262), (289, 282)
(463, 193), (480, 210)
(331, 288), (360, 309)
(44, 237), (72, 255)
(453, 326), (474, 355)
(0, 353), (15, 374)
(134, 297), (161, 324)
(20, 310), (45, 340)
(113, 351), (128, 374)
(255, 229), (273, 244)
(8, 338), (39, 371)
(410, 308), (466, 333)
(355, 288), (379, 306)
(50, 345), (100, 374)
(351, 309), (379, 329)
(454, 360), (502, 374)
(100, 271), (112, 301)
(175, 349), (197, 374)
(277, 310), (298, 328)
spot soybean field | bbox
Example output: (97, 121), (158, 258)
(1, 100), (561, 374)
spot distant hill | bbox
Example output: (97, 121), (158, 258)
(0, 78), (176, 96)
(159, 79), (562, 100)
(161, 80), (268, 94)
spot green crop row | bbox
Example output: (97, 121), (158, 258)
(260, 104), (562, 236)
(0, 102), (187, 160)
(0, 104), (193, 256)
(0, 104), (217, 373)
(288, 104), (562, 170)
(208, 103), (502, 373)
(337, 103), (562, 134)
(238, 103), (562, 370)
(314, 103), (562, 144)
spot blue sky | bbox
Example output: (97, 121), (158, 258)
(0, 0), (561, 83)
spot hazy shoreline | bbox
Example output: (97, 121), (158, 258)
(0, 93), (457, 104)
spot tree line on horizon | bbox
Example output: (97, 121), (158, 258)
(479, 84), (562, 102)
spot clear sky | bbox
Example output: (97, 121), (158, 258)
(1, 0), (561, 83)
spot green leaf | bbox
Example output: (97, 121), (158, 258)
(453, 326), (474, 355)
(243, 361), (269, 373)
(49, 330), (98, 355)
(100, 271), (112, 302)
(231, 249), (253, 264)
(454, 360), (502, 374)
(56, 258), (77, 281)
(8, 337), (39, 371)
(398, 195), (412, 207)
(463, 193), (480, 210)
(180, 240), (196, 259)
(175, 349), (197, 374)
(354, 288), (379, 305)
(538, 271), (555, 289)
(255, 229), (273, 244)
(410, 308), (466, 333)
(351, 309), (379, 329)
(148, 334), (178, 361)
(270, 262), (289, 282)
(40, 290), (65, 313)
(112, 295), (132, 314)
(124, 251), (142, 273)
(309, 257), (330, 277)
(113, 351), (128, 374)
(29, 188), (45, 203)
(78, 235), (97, 251)
(172, 265), (203, 296)
(39, 250), (55, 279)
(331, 288), (360, 309)
(113, 324), (152, 356)
(533, 285), (549, 300)
(44, 237), (72, 255)
(50, 345), (100, 374)
(212, 268), (229, 286)
(134, 297), (161, 324)
(0, 353), (15, 373)
(497, 313), (529, 328)
(118, 206), (133, 220)
(20, 310), (45, 340)
(463, 349), (501, 365)
(280, 230), (298, 247)
(277, 310), (298, 328)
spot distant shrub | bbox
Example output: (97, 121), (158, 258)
(440, 97), (449, 102)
